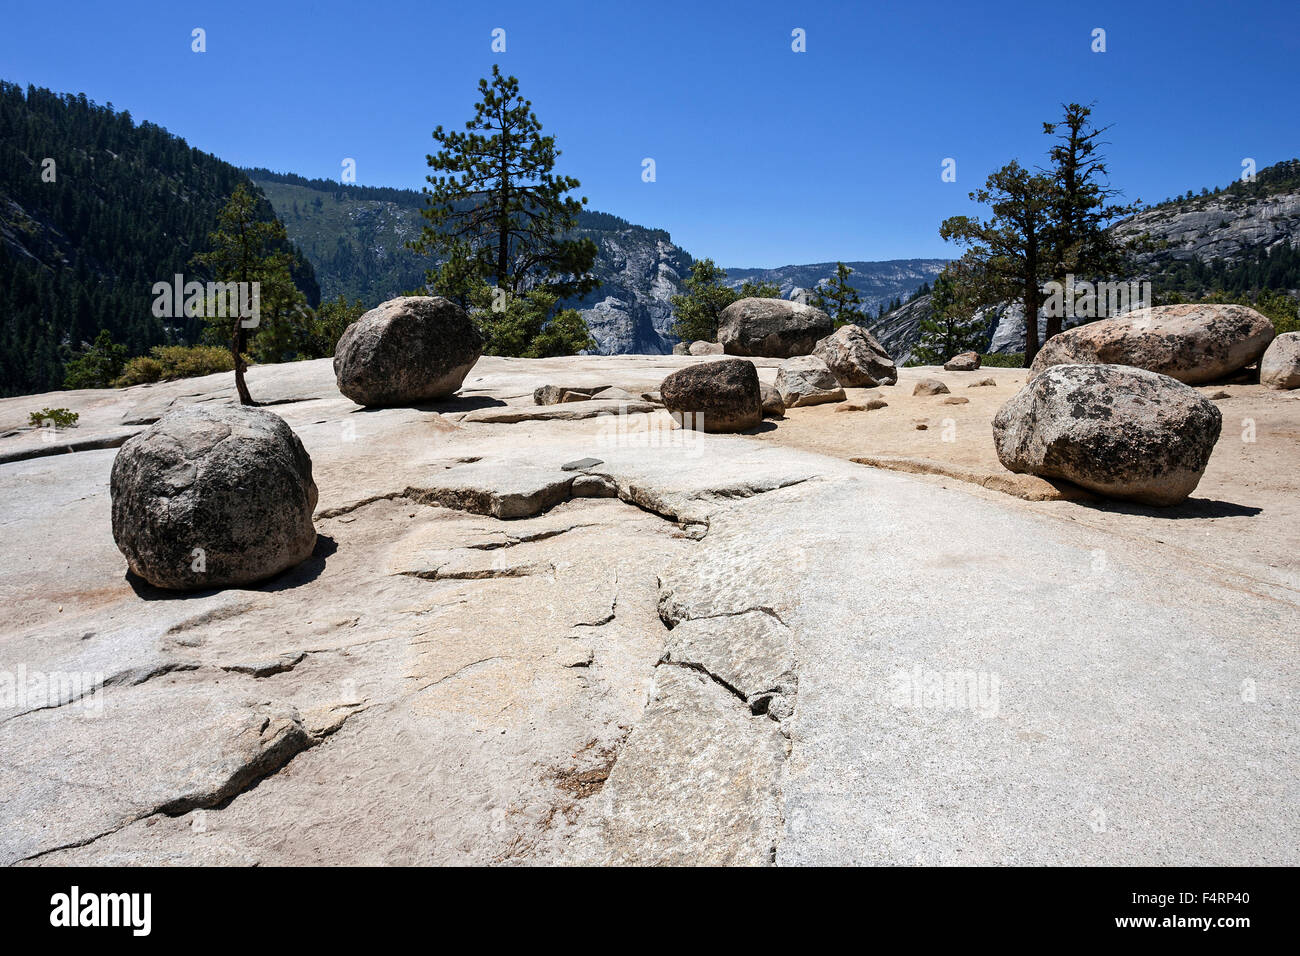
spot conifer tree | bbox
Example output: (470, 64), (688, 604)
(812, 262), (864, 327)
(193, 184), (307, 404)
(409, 66), (598, 356)
(912, 261), (987, 364)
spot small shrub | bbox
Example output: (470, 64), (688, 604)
(979, 352), (1026, 368)
(29, 407), (79, 428)
(113, 345), (236, 386)
(114, 356), (164, 386)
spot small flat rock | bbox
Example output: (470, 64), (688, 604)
(941, 396), (970, 405)
(406, 461), (574, 519)
(461, 400), (656, 424)
(561, 457), (605, 471)
(968, 377), (997, 387)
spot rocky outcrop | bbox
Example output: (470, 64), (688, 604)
(1260, 332), (1300, 389)
(572, 231), (693, 354)
(1028, 304), (1275, 385)
(110, 404), (318, 589)
(718, 298), (833, 358)
(944, 351), (981, 371)
(660, 359), (763, 432)
(775, 356), (846, 407)
(813, 324), (898, 386)
(992, 364), (1222, 505)
(333, 296), (482, 406)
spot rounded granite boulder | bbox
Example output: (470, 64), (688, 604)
(717, 298), (833, 358)
(110, 404), (319, 589)
(333, 296), (482, 407)
(1028, 303), (1275, 385)
(992, 364), (1222, 506)
(660, 358), (763, 432)
(1260, 331), (1300, 389)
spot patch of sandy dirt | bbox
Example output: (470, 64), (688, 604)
(754, 365), (1300, 597)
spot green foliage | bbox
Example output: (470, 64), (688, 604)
(61, 330), (126, 389)
(0, 82), (318, 397)
(113, 345), (235, 386)
(669, 258), (738, 342)
(409, 65), (598, 306)
(940, 160), (1055, 360)
(811, 262), (864, 327)
(302, 295), (367, 358)
(941, 105), (1141, 360)
(467, 284), (595, 358)
(912, 261), (988, 363)
(977, 352), (1026, 368)
(28, 406), (78, 428)
(737, 279), (782, 299)
(1039, 103), (1142, 314)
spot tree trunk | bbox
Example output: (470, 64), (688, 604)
(1024, 234), (1041, 364)
(232, 323), (254, 406)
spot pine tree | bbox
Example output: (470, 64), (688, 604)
(940, 161), (1055, 362)
(1039, 103), (1141, 337)
(61, 329), (126, 388)
(812, 262), (864, 327)
(912, 261), (987, 364)
(192, 184), (308, 404)
(410, 65), (598, 332)
(670, 258), (737, 342)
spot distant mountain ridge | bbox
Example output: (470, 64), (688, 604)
(250, 172), (946, 356)
(721, 260), (949, 316)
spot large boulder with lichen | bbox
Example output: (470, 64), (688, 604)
(1028, 304), (1275, 385)
(993, 364), (1221, 506)
(111, 404), (318, 589)
(660, 359), (763, 432)
(717, 298), (833, 358)
(333, 296), (482, 407)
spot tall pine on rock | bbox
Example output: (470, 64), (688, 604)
(940, 161), (1055, 362)
(409, 66), (597, 356)
(1040, 103), (1141, 337)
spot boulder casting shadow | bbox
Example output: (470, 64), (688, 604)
(124, 534), (338, 600)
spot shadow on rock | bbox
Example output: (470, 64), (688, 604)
(125, 534), (339, 600)
(1075, 497), (1263, 520)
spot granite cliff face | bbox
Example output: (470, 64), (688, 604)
(723, 259), (948, 315)
(1115, 167), (1300, 266)
(570, 230), (692, 355)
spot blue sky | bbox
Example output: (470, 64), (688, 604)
(3, 0), (1297, 267)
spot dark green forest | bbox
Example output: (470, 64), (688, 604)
(0, 83), (318, 396)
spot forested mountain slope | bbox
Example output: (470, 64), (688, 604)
(0, 83), (317, 396)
